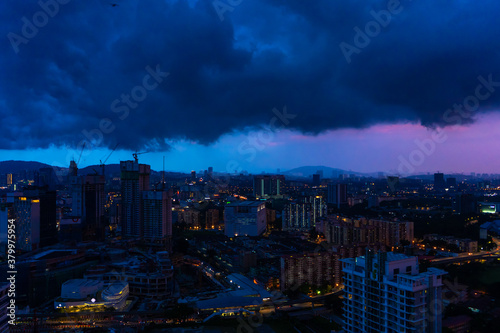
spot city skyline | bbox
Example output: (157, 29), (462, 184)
(3, 1), (500, 331)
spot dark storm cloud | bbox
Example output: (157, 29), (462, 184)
(2, 0), (500, 151)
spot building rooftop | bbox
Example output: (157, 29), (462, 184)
(346, 252), (410, 263)
(226, 201), (264, 207)
(32, 249), (78, 260)
(62, 279), (102, 289)
(386, 252), (411, 262)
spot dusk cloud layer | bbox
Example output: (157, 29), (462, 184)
(2, 0), (500, 152)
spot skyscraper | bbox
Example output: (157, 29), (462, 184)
(142, 190), (172, 249)
(82, 174), (106, 241)
(23, 187), (57, 248)
(342, 250), (446, 333)
(120, 161), (150, 238)
(7, 193), (40, 252)
(282, 196), (325, 231)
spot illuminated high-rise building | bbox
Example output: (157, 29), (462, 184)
(342, 251), (446, 333)
(120, 160), (150, 238)
(23, 187), (57, 248)
(142, 190), (172, 250)
(282, 196), (326, 231)
(6, 193), (40, 252)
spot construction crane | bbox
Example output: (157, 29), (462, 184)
(132, 151), (148, 163)
(77, 142), (86, 165)
(100, 143), (119, 176)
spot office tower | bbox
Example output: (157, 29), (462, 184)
(120, 161), (150, 238)
(312, 174), (320, 186)
(327, 183), (347, 208)
(282, 196), (325, 231)
(191, 170), (196, 181)
(434, 173), (445, 190)
(208, 167), (213, 177)
(224, 201), (266, 237)
(281, 252), (341, 291)
(253, 175), (285, 198)
(82, 175), (106, 241)
(6, 174), (12, 186)
(8, 193), (40, 252)
(23, 187), (58, 248)
(142, 190), (172, 248)
(342, 250), (446, 333)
